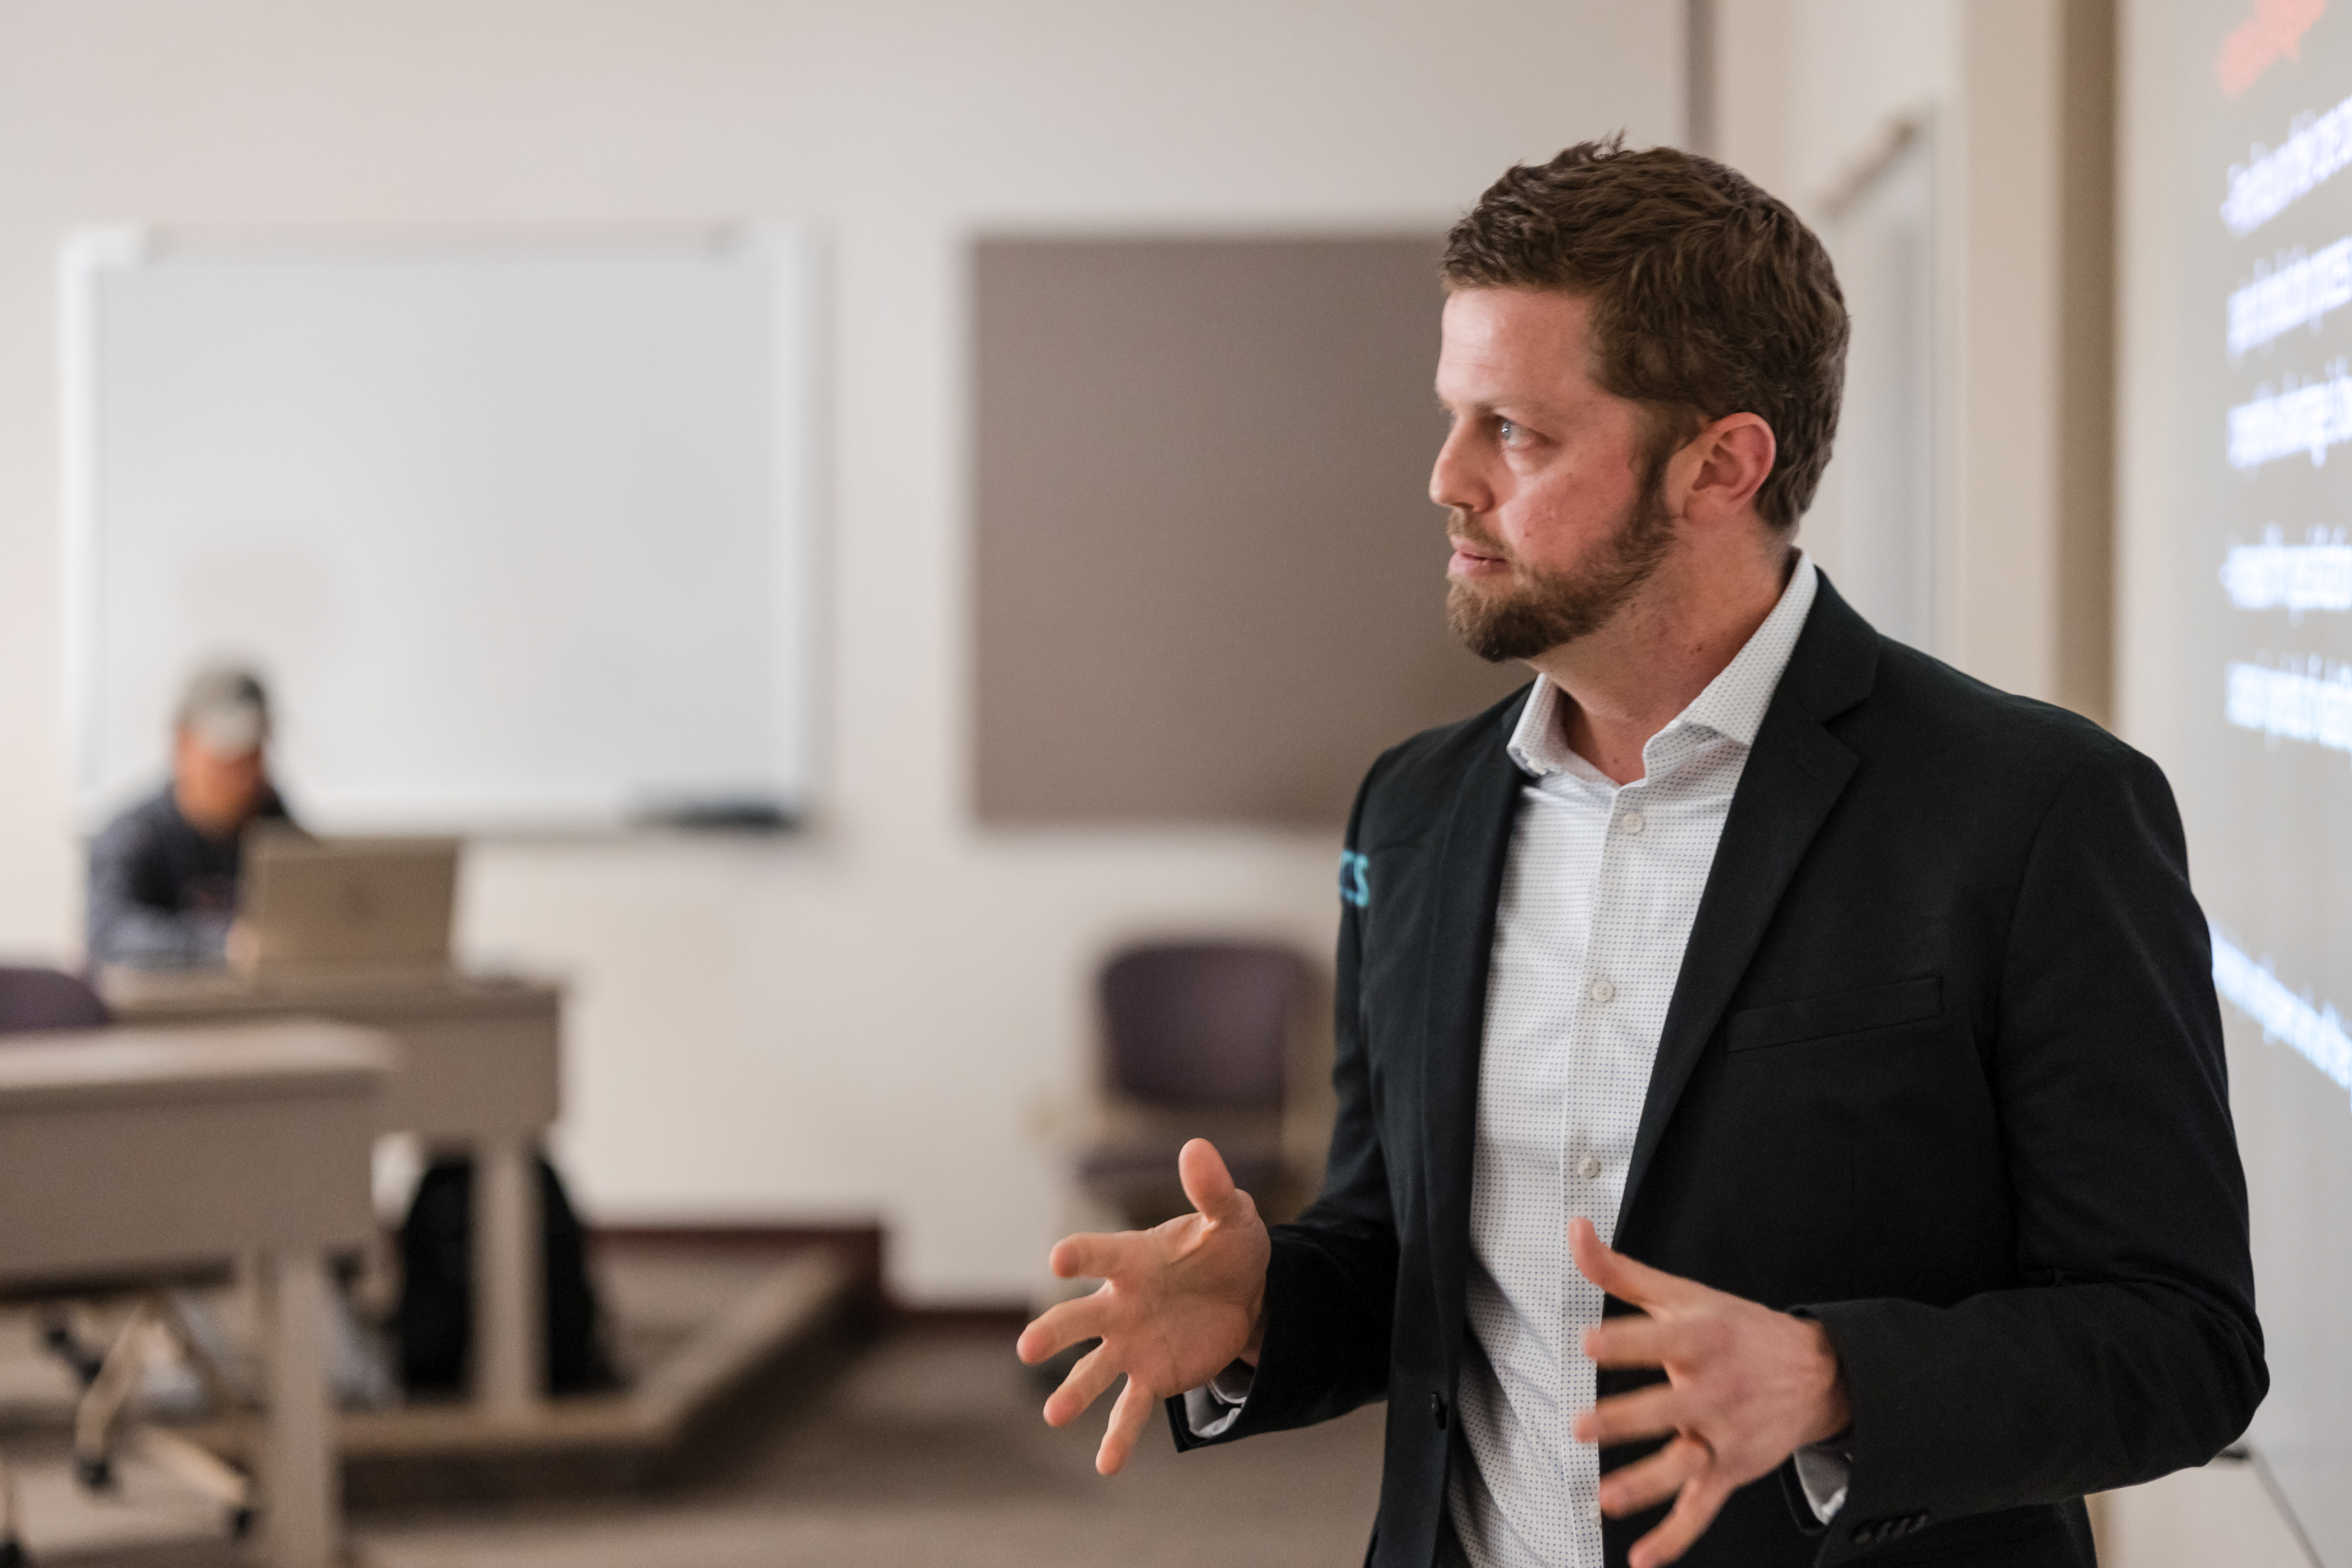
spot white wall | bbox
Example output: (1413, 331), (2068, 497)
(1717, 0), (1959, 202)
(1715, 0), (2117, 721)
(0, 0), (1680, 1301)
(1715, 0), (1968, 659)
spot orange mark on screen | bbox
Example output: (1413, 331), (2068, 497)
(2217, 0), (2328, 98)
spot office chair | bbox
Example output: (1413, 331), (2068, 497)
(0, 967), (253, 1565)
(0, 968), (108, 1033)
(1076, 941), (1310, 1229)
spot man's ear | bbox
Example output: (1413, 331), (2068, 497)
(1680, 412), (1777, 528)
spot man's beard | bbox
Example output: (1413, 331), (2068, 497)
(1444, 476), (1677, 664)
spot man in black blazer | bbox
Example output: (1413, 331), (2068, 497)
(1019, 142), (2263, 1568)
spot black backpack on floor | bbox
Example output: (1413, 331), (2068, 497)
(396, 1154), (620, 1395)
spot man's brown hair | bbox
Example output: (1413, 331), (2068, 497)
(1442, 138), (1849, 532)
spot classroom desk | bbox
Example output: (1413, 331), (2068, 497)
(0, 1021), (391, 1568)
(99, 967), (563, 1418)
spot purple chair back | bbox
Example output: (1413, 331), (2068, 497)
(1100, 942), (1307, 1109)
(0, 967), (110, 1036)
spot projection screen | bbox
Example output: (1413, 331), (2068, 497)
(2124, 1), (2352, 1556)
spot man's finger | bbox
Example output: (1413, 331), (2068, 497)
(1629, 1468), (1735, 1568)
(1581, 1313), (1676, 1370)
(1048, 1230), (1131, 1282)
(1573, 1381), (1681, 1447)
(1596, 1433), (1709, 1518)
(1178, 1138), (1251, 1225)
(1095, 1374), (1158, 1475)
(1043, 1340), (1125, 1427)
(1016, 1290), (1107, 1365)
(1568, 1217), (1689, 1309)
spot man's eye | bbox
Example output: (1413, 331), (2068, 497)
(1497, 418), (1524, 445)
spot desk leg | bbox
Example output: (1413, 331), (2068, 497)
(474, 1133), (542, 1416)
(260, 1248), (336, 1568)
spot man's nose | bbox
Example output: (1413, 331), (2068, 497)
(1429, 425), (1488, 515)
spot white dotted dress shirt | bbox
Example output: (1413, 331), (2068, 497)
(1448, 554), (1820, 1568)
(1187, 555), (1843, 1565)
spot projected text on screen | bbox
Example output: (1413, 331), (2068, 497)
(2223, 656), (2352, 753)
(2212, 926), (2352, 1104)
(2223, 93), (2352, 234)
(2229, 238), (2352, 354)
(2227, 360), (2352, 467)
(2220, 529), (2352, 610)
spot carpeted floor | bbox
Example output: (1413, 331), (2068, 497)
(353, 1324), (1387, 1568)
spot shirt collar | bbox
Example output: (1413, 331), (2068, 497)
(1506, 551), (1818, 779)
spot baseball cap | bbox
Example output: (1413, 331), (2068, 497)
(177, 664), (272, 756)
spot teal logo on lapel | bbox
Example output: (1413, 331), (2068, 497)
(1339, 850), (1370, 908)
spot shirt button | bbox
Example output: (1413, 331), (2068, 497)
(1589, 979), (1616, 1003)
(1577, 1154), (1603, 1179)
(1619, 810), (1645, 835)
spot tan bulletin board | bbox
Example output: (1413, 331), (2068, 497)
(974, 235), (1525, 827)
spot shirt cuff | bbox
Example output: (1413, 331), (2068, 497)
(1181, 1361), (1256, 1439)
(1792, 1441), (1851, 1521)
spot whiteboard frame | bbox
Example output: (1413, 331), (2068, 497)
(59, 224), (825, 837)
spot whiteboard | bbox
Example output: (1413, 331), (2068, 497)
(64, 227), (818, 834)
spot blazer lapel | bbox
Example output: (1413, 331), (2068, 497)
(1419, 691), (1533, 1344)
(1617, 578), (1881, 1232)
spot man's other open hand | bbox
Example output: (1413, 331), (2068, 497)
(1016, 1138), (1271, 1475)
(1569, 1217), (1851, 1568)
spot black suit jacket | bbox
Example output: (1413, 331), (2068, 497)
(1171, 577), (2265, 1567)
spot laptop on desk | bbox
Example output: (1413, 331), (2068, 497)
(239, 829), (460, 978)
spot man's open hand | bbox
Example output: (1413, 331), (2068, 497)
(1015, 1138), (1271, 1475)
(1569, 1218), (1850, 1568)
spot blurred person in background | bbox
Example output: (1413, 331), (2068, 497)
(74, 662), (402, 1404)
(87, 664), (291, 968)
